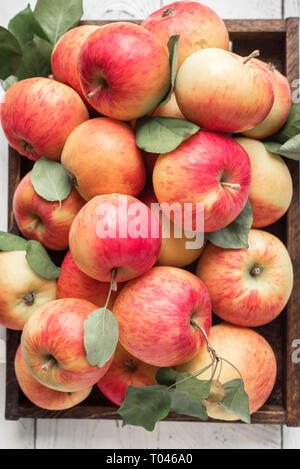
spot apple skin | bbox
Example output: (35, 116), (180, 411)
(113, 266), (212, 367)
(176, 323), (277, 421)
(140, 185), (205, 267)
(243, 59), (292, 139)
(13, 171), (85, 251)
(69, 193), (162, 283)
(21, 298), (113, 392)
(57, 251), (124, 309)
(153, 130), (252, 232)
(51, 25), (100, 103)
(196, 229), (294, 327)
(78, 22), (171, 120)
(61, 118), (146, 201)
(141, 1), (229, 69)
(0, 250), (57, 330)
(0, 77), (89, 162)
(15, 345), (92, 410)
(235, 137), (293, 228)
(175, 48), (274, 133)
(97, 342), (158, 406)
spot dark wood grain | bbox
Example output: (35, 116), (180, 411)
(5, 19), (300, 426)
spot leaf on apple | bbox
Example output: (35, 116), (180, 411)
(8, 4), (49, 46)
(0, 27), (22, 80)
(156, 367), (180, 387)
(135, 116), (200, 154)
(84, 307), (119, 368)
(25, 240), (60, 280)
(34, 0), (84, 45)
(170, 390), (208, 420)
(1, 75), (18, 91)
(265, 136), (300, 161)
(0, 231), (28, 251)
(159, 34), (180, 107)
(220, 378), (251, 424)
(118, 385), (172, 432)
(206, 200), (253, 249)
(176, 373), (211, 402)
(16, 36), (52, 80)
(31, 157), (73, 204)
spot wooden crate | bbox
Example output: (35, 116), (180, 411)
(5, 19), (300, 426)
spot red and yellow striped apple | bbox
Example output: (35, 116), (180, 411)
(21, 298), (112, 392)
(141, 1), (229, 69)
(69, 194), (161, 282)
(0, 250), (56, 330)
(15, 345), (92, 410)
(61, 118), (146, 201)
(51, 25), (100, 103)
(0, 77), (89, 162)
(175, 48), (274, 133)
(57, 251), (124, 308)
(113, 266), (212, 367)
(97, 343), (158, 406)
(177, 323), (277, 421)
(153, 130), (252, 232)
(243, 59), (292, 139)
(235, 137), (293, 228)
(78, 22), (171, 120)
(196, 229), (294, 327)
(13, 171), (85, 251)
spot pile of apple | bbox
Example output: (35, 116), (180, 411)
(0, 1), (295, 429)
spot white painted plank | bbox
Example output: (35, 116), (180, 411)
(82, 0), (161, 20)
(284, 0), (300, 16)
(161, 0), (282, 19)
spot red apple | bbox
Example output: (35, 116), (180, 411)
(97, 342), (158, 406)
(140, 185), (205, 267)
(175, 48), (274, 133)
(243, 59), (292, 139)
(196, 229), (294, 327)
(21, 298), (113, 392)
(0, 250), (56, 330)
(113, 266), (212, 367)
(153, 130), (252, 232)
(15, 345), (92, 410)
(61, 118), (146, 201)
(69, 194), (161, 283)
(78, 22), (171, 120)
(51, 25), (100, 103)
(141, 1), (229, 68)
(13, 171), (85, 251)
(57, 251), (124, 309)
(235, 137), (293, 228)
(177, 323), (277, 421)
(0, 77), (89, 162)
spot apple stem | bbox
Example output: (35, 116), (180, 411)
(87, 85), (103, 100)
(42, 358), (56, 372)
(20, 139), (33, 153)
(162, 7), (176, 17)
(27, 218), (39, 231)
(242, 49), (260, 64)
(221, 182), (240, 190)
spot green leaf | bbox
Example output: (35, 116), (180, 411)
(118, 385), (171, 431)
(206, 200), (253, 249)
(25, 240), (60, 280)
(0, 27), (22, 80)
(156, 367), (179, 387)
(176, 373), (211, 402)
(159, 34), (180, 106)
(2, 75), (18, 90)
(8, 4), (49, 45)
(84, 307), (119, 368)
(273, 134), (300, 161)
(264, 142), (282, 154)
(31, 157), (72, 203)
(220, 378), (251, 424)
(34, 0), (83, 45)
(135, 117), (200, 154)
(16, 36), (52, 80)
(0, 231), (28, 251)
(272, 102), (300, 144)
(170, 391), (208, 420)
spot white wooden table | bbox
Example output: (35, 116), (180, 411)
(0, 0), (299, 450)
